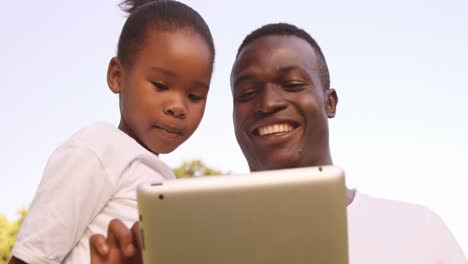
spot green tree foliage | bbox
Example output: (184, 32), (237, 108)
(0, 209), (27, 264)
(173, 160), (224, 178)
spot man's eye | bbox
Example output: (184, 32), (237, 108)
(283, 81), (305, 91)
(236, 90), (256, 101)
(152, 82), (168, 91)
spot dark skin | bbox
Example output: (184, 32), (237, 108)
(9, 28), (213, 264)
(112, 28), (213, 155)
(89, 220), (143, 264)
(8, 257), (26, 263)
(87, 34), (355, 264)
(90, 221), (143, 264)
(231, 35), (336, 171)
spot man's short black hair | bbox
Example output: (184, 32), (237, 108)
(236, 23), (330, 90)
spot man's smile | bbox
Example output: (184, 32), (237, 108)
(257, 123), (294, 136)
(252, 120), (300, 136)
(249, 120), (302, 147)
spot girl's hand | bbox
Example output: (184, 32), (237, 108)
(90, 219), (143, 264)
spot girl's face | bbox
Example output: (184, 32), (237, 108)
(108, 28), (213, 154)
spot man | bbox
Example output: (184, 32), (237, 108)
(89, 23), (467, 263)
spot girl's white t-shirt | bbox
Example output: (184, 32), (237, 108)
(347, 191), (467, 263)
(12, 123), (175, 264)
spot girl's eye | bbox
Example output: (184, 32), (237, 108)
(189, 94), (205, 102)
(152, 82), (168, 91)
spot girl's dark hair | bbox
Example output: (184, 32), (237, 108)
(118, 0), (215, 66)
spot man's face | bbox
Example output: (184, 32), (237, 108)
(231, 35), (337, 171)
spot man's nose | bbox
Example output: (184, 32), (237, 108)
(255, 83), (287, 115)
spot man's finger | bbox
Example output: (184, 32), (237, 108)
(89, 234), (110, 256)
(130, 222), (144, 264)
(131, 222), (142, 251)
(108, 219), (136, 257)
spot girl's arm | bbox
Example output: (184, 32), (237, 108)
(11, 144), (117, 264)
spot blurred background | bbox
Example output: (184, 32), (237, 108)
(1, 0), (467, 260)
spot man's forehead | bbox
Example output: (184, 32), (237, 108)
(242, 35), (315, 56)
(232, 35), (318, 80)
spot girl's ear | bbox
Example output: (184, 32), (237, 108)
(107, 57), (123, 94)
(326, 88), (338, 118)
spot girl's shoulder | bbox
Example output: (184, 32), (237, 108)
(59, 122), (174, 179)
(65, 122), (137, 153)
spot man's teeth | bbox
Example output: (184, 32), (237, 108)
(258, 123), (293, 136)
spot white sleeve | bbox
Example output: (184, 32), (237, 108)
(428, 210), (468, 263)
(12, 144), (117, 264)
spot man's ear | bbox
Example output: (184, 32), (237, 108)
(107, 57), (123, 94)
(326, 88), (338, 118)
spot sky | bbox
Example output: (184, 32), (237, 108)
(1, 0), (467, 255)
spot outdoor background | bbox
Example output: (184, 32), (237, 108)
(1, 0), (467, 256)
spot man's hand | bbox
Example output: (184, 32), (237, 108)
(90, 219), (143, 264)
(8, 257), (28, 264)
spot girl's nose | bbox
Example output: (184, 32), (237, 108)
(164, 99), (187, 119)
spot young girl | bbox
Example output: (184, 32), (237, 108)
(9, 1), (215, 263)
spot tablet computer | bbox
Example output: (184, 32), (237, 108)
(137, 165), (348, 264)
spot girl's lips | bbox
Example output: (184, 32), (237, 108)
(154, 124), (183, 135)
(154, 126), (184, 142)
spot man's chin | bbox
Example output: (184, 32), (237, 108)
(252, 155), (301, 172)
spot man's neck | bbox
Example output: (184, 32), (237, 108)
(346, 188), (355, 206)
(314, 154), (355, 205)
